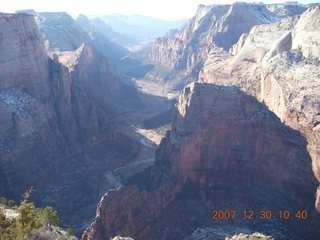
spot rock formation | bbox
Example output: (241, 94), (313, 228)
(0, 12), (137, 234)
(18, 11), (128, 61)
(75, 14), (129, 60)
(150, 3), (279, 76)
(35, 12), (91, 52)
(147, 2), (312, 96)
(83, 83), (320, 240)
(89, 17), (138, 47)
(200, 5), (320, 212)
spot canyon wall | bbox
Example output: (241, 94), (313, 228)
(83, 83), (320, 240)
(200, 5), (320, 212)
(0, 13), (137, 234)
(150, 3), (279, 75)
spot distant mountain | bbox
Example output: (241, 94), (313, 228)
(35, 12), (92, 52)
(266, 2), (307, 16)
(90, 17), (138, 47)
(102, 13), (186, 30)
(89, 13), (187, 42)
(75, 14), (129, 58)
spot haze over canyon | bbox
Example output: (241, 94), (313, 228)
(0, 1), (320, 240)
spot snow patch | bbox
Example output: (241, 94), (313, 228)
(0, 88), (36, 118)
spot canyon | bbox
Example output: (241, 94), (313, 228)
(0, 2), (320, 240)
(0, 12), (140, 234)
(83, 83), (320, 240)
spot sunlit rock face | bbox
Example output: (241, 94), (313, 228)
(200, 6), (320, 211)
(150, 3), (279, 75)
(83, 83), (320, 240)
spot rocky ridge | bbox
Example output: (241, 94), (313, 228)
(15, 11), (129, 61)
(150, 3), (280, 78)
(76, 14), (129, 60)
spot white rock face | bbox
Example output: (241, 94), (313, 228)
(292, 6), (320, 59)
(150, 2), (280, 74)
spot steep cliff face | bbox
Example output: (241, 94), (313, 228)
(0, 13), (50, 100)
(200, 15), (299, 97)
(150, 3), (279, 75)
(83, 83), (319, 240)
(200, 6), (320, 211)
(0, 13), (69, 197)
(0, 13), (137, 234)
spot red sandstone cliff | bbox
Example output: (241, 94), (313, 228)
(0, 13), (137, 233)
(83, 82), (320, 240)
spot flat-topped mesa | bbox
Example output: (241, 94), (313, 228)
(83, 82), (319, 240)
(0, 13), (50, 100)
(150, 3), (279, 74)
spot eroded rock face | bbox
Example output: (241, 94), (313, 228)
(0, 13), (136, 234)
(150, 3), (279, 75)
(83, 83), (319, 240)
(200, 6), (320, 212)
(200, 15), (299, 97)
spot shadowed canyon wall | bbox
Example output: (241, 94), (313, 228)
(0, 13), (137, 234)
(83, 83), (320, 240)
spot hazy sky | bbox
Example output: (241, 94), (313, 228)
(1, 0), (319, 19)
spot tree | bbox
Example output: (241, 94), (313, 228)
(0, 197), (7, 206)
(66, 227), (73, 237)
(8, 200), (15, 208)
(0, 194), (66, 240)
(21, 187), (35, 201)
(15, 201), (42, 239)
(40, 206), (62, 227)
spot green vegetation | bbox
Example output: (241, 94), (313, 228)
(0, 191), (72, 240)
(7, 200), (15, 208)
(66, 228), (73, 238)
